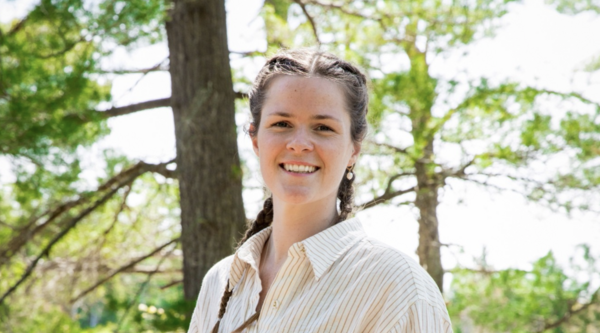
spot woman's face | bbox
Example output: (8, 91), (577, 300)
(251, 75), (360, 206)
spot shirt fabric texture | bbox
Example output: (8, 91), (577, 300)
(187, 217), (453, 333)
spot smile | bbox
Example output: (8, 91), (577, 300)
(280, 163), (319, 174)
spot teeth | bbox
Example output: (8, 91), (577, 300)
(283, 164), (316, 173)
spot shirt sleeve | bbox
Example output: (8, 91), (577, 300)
(187, 273), (214, 333)
(386, 299), (453, 333)
(187, 256), (233, 333)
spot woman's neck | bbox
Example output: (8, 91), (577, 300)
(264, 196), (338, 266)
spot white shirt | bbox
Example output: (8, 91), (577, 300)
(188, 218), (453, 333)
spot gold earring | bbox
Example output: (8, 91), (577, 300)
(346, 165), (354, 180)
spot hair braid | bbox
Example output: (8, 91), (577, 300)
(236, 197), (273, 248)
(210, 197), (274, 333)
(211, 285), (233, 333)
(338, 168), (356, 222)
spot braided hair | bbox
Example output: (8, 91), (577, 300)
(211, 49), (368, 333)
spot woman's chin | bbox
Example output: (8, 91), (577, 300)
(273, 188), (318, 206)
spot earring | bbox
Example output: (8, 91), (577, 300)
(346, 165), (354, 180)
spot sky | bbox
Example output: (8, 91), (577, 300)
(2, 0), (600, 292)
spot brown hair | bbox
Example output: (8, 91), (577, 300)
(211, 49), (369, 333)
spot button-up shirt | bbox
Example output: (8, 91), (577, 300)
(188, 218), (453, 333)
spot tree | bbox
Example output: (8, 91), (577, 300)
(2, 0), (600, 331)
(165, 0), (246, 301)
(253, 0), (600, 292)
(0, 0), (244, 329)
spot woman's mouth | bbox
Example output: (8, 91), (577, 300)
(280, 163), (319, 174)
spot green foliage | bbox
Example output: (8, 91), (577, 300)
(546, 0), (600, 14)
(583, 54), (600, 72)
(1, 0), (599, 331)
(0, 0), (168, 220)
(252, 0), (600, 214)
(0, 169), (182, 332)
(449, 245), (600, 332)
(0, 302), (116, 333)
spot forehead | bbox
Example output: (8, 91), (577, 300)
(262, 76), (348, 119)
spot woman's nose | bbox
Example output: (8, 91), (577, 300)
(286, 129), (313, 152)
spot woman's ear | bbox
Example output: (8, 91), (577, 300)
(348, 142), (361, 166)
(250, 124), (259, 156)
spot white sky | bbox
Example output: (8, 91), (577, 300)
(2, 0), (600, 292)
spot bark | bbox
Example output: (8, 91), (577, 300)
(166, 0), (246, 301)
(414, 141), (444, 292)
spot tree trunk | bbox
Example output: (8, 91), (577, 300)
(166, 0), (246, 301)
(404, 29), (445, 292)
(414, 141), (444, 292)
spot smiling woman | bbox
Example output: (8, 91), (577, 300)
(187, 49), (452, 333)
(252, 75), (359, 210)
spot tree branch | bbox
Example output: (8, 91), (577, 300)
(445, 267), (529, 275)
(70, 237), (180, 303)
(444, 157), (477, 179)
(160, 279), (183, 290)
(0, 159), (174, 300)
(304, 0), (383, 21)
(114, 243), (177, 332)
(390, 172), (415, 190)
(124, 267), (182, 274)
(0, 170), (140, 305)
(143, 160), (178, 179)
(94, 66), (169, 75)
(0, 196), (88, 267)
(0, 220), (19, 231)
(7, 14), (30, 35)
(38, 36), (86, 59)
(293, 0), (322, 46)
(367, 139), (410, 154)
(235, 91), (249, 100)
(360, 186), (416, 209)
(97, 91), (247, 119)
(229, 50), (266, 57)
(542, 287), (600, 331)
(100, 98), (172, 118)
(97, 56), (169, 75)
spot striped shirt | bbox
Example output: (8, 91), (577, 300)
(188, 218), (453, 333)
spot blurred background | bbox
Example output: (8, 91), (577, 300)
(1, 0), (599, 331)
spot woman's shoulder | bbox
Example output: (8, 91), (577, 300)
(354, 236), (448, 312)
(202, 254), (235, 288)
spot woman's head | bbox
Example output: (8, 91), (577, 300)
(248, 49), (369, 215)
(248, 49), (369, 145)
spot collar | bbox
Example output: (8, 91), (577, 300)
(227, 217), (366, 291)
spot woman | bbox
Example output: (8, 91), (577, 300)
(187, 49), (453, 333)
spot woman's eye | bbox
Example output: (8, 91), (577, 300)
(272, 121), (290, 128)
(316, 125), (333, 131)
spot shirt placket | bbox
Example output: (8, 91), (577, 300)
(249, 243), (306, 332)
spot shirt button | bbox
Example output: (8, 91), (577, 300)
(300, 246), (306, 253)
(272, 300), (280, 309)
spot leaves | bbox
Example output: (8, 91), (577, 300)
(546, 0), (600, 14)
(449, 246), (600, 332)
(1, 0), (599, 331)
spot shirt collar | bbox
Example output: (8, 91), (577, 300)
(228, 226), (271, 291)
(301, 217), (366, 280)
(228, 217), (366, 291)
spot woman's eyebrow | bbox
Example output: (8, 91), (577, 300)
(267, 112), (293, 118)
(312, 114), (341, 123)
(266, 112), (341, 123)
